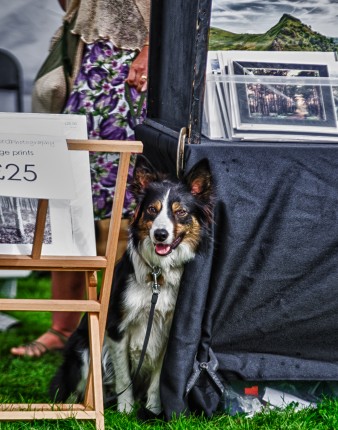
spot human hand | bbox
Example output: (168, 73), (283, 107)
(125, 45), (149, 93)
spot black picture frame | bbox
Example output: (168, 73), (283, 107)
(232, 61), (337, 131)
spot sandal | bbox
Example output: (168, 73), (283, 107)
(10, 328), (69, 358)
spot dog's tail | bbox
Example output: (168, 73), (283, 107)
(49, 315), (89, 403)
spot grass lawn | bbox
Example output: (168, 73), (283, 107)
(0, 273), (337, 429)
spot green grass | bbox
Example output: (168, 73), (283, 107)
(0, 274), (337, 429)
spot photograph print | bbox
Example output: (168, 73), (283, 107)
(231, 60), (337, 132)
(210, 0), (338, 52)
(0, 197), (51, 245)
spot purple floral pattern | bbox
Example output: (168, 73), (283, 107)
(63, 41), (146, 220)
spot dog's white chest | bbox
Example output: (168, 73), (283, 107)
(120, 271), (181, 370)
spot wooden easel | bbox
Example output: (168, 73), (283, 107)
(0, 139), (143, 430)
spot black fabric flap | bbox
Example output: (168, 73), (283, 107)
(160, 142), (338, 417)
(135, 123), (177, 174)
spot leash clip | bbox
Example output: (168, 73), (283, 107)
(151, 266), (161, 295)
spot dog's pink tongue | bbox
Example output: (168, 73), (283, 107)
(155, 244), (171, 255)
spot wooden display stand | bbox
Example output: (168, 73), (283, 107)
(0, 139), (143, 430)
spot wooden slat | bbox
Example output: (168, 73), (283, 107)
(31, 199), (49, 259)
(0, 403), (91, 411)
(86, 271), (98, 300)
(0, 403), (95, 421)
(67, 139), (143, 153)
(0, 299), (100, 312)
(98, 152), (131, 346)
(87, 313), (105, 430)
(0, 255), (107, 270)
(0, 410), (96, 420)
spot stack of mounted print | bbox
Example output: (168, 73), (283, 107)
(203, 51), (338, 142)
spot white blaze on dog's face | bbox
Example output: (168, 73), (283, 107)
(149, 189), (174, 255)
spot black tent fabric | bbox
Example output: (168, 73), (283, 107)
(136, 126), (338, 418)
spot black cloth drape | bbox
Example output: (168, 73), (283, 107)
(136, 126), (338, 418)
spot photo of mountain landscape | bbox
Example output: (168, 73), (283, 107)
(209, 0), (338, 51)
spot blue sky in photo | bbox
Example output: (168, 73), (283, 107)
(211, 0), (338, 37)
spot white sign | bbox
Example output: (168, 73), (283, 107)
(0, 113), (96, 257)
(0, 131), (75, 199)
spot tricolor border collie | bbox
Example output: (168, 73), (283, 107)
(50, 155), (213, 416)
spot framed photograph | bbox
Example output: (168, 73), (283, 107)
(230, 60), (337, 132)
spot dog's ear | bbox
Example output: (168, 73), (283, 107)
(184, 158), (213, 199)
(132, 155), (159, 195)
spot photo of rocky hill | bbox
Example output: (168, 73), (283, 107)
(209, 13), (338, 52)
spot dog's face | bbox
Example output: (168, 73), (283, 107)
(129, 156), (213, 267)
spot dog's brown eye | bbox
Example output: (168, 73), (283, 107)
(147, 206), (157, 214)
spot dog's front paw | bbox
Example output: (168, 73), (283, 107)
(145, 401), (162, 416)
(145, 389), (162, 416)
(117, 402), (133, 413)
(117, 391), (134, 414)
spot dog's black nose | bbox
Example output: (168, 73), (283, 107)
(154, 229), (169, 242)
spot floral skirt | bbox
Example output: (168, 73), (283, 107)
(64, 41), (146, 220)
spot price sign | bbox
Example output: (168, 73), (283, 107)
(0, 133), (76, 199)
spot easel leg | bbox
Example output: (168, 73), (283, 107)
(84, 271), (104, 429)
(88, 311), (105, 430)
(84, 271), (96, 408)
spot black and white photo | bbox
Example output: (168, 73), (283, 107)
(231, 61), (337, 131)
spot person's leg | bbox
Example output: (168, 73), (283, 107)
(96, 218), (129, 261)
(50, 271), (86, 336)
(10, 271), (85, 357)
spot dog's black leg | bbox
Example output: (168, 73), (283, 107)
(49, 315), (90, 402)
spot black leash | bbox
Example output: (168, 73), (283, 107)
(105, 266), (161, 405)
